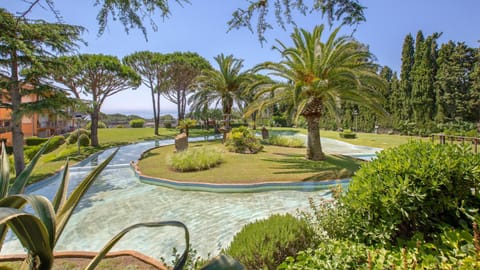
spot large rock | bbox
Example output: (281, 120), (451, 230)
(175, 133), (188, 152)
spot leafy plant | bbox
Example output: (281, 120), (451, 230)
(225, 126), (263, 154)
(169, 146), (223, 172)
(177, 118), (197, 137)
(225, 213), (315, 270)
(280, 226), (480, 269)
(339, 141), (480, 245)
(78, 134), (90, 146)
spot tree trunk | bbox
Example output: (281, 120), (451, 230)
(90, 108), (100, 147)
(10, 51), (25, 176)
(305, 115), (325, 160)
(154, 90), (161, 135)
(252, 111), (257, 130)
(302, 97), (325, 161)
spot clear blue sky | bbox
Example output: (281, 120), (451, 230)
(3, 0), (480, 117)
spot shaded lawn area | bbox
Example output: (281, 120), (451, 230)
(137, 141), (365, 184)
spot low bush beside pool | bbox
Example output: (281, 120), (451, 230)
(168, 146), (224, 172)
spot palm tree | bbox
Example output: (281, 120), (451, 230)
(189, 54), (252, 139)
(249, 25), (387, 160)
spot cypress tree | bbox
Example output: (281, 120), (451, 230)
(411, 32), (439, 126)
(435, 42), (474, 122)
(469, 47), (480, 123)
(399, 34), (415, 121)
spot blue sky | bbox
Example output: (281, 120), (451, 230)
(3, 0), (480, 116)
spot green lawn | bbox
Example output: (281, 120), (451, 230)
(28, 126), (419, 184)
(137, 141), (364, 183)
(29, 127), (214, 183)
(270, 127), (425, 149)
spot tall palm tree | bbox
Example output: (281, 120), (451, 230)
(249, 24), (387, 160)
(189, 54), (252, 135)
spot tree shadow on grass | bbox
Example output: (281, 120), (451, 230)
(263, 153), (364, 181)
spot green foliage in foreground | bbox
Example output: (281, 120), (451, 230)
(226, 126), (263, 154)
(280, 232), (480, 269)
(168, 146), (223, 172)
(292, 141), (480, 269)
(339, 141), (480, 245)
(225, 214), (315, 270)
(267, 135), (305, 148)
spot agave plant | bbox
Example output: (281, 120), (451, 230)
(0, 141), (189, 270)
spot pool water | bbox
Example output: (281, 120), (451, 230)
(1, 136), (379, 260)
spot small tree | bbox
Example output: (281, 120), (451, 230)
(55, 54), (141, 146)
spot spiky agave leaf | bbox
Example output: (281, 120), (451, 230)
(0, 139), (52, 252)
(52, 160), (70, 212)
(85, 221), (190, 270)
(9, 138), (52, 195)
(0, 207), (54, 270)
(0, 141), (9, 198)
(0, 194), (56, 249)
(55, 148), (119, 245)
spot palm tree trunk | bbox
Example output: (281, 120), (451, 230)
(302, 97), (325, 161)
(305, 115), (325, 160)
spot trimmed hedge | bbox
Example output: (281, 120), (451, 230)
(339, 129), (356, 139)
(78, 134), (90, 146)
(25, 136), (48, 146)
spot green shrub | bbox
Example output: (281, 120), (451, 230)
(86, 121), (107, 129)
(225, 214), (315, 270)
(226, 126), (263, 154)
(129, 118), (145, 128)
(280, 226), (480, 269)
(164, 121), (172, 128)
(78, 134), (90, 146)
(339, 141), (480, 245)
(42, 135), (65, 153)
(24, 145), (41, 161)
(339, 129), (356, 139)
(66, 128), (90, 144)
(272, 115), (288, 127)
(116, 124), (124, 128)
(169, 146), (223, 172)
(267, 135), (305, 148)
(25, 136), (48, 146)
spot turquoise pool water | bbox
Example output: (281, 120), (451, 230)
(1, 136), (379, 260)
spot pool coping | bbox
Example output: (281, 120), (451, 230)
(0, 250), (167, 269)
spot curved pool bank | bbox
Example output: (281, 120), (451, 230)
(134, 163), (350, 193)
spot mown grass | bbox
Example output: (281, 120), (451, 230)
(28, 126), (419, 184)
(29, 127), (214, 183)
(270, 127), (424, 149)
(137, 141), (364, 183)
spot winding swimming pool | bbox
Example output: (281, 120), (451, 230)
(1, 137), (379, 259)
